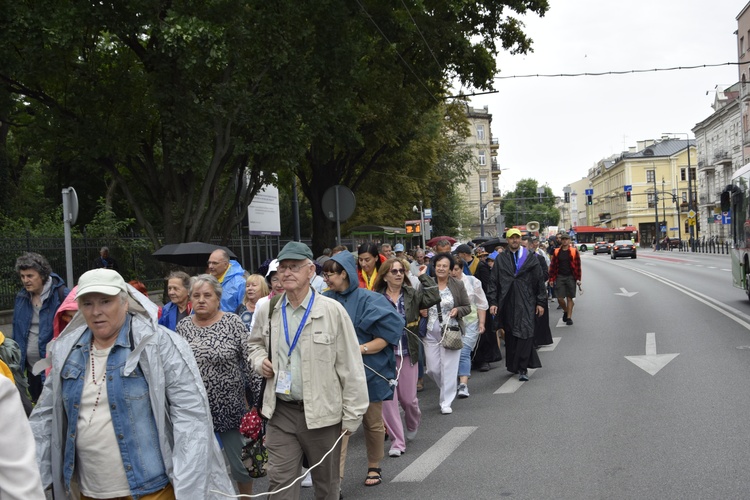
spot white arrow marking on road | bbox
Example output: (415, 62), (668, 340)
(615, 287), (638, 297)
(625, 332), (679, 376)
(392, 426), (477, 482)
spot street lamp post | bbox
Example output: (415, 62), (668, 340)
(661, 177), (667, 239)
(673, 188), (682, 248)
(414, 200), (426, 249)
(653, 171), (660, 249)
(663, 133), (696, 247)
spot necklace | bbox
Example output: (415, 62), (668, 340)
(89, 341), (107, 424)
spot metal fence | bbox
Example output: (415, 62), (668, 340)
(655, 239), (731, 254)
(0, 234), (359, 311)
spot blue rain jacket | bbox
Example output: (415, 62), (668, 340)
(324, 253), (404, 402)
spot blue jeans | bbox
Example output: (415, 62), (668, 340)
(458, 321), (480, 378)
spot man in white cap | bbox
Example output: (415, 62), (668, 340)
(30, 269), (233, 500)
(248, 241), (368, 500)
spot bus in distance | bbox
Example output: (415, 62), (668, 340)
(571, 225), (639, 252)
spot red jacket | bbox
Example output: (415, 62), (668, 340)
(549, 246), (581, 282)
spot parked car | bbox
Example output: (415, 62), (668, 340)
(611, 240), (637, 259)
(593, 241), (611, 255)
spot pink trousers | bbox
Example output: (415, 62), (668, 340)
(382, 353), (421, 453)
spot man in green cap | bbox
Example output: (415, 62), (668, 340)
(248, 241), (368, 500)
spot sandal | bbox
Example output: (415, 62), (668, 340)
(364, 467), (382, 486)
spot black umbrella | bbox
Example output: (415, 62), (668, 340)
(471, 237), (490, 245)
(152, 242), (237, 267)
(478, 237), (508, 251)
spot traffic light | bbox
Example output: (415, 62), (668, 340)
(586, 195), (593, 205)
(564, 192), (570, 203)
(626, 191), (632, 202)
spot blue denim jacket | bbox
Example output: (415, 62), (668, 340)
(60, 317), (169, 497)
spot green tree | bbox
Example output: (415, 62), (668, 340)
(291, 0), (549, 253)
(500, 178), (559, 230)
(0, 0), (316, 246)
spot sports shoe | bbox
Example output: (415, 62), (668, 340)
(389, 448), (403, 457)
(457, 383), (470, 398)
(405, 428), (418, 441)
(441, 406), (453, 415)
(566, 318), (573, 326)
(301, 470), (313, 488)
(519, 373), (529, 382)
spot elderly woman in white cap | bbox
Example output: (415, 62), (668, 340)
(30, 269), (233, 500)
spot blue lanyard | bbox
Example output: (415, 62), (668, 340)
(282, 291), (315, 358)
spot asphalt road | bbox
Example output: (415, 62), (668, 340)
(271, 250), (750, 499)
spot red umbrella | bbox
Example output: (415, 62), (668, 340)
(425, 236), (457, 247)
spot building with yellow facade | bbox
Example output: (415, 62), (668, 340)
(587, 137), (695, 247)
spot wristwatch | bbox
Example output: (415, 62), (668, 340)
(362, 345), (369, 353)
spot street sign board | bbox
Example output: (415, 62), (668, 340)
(424, 208), (433, 219)
(688, 210), (696, 218)
(624, 185), (632, 192)
(722, 211), (731, 224)
(585, 189), (593, 195)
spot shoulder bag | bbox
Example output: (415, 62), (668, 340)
(437, 304), (463, 350)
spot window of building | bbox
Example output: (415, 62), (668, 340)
(476, 124), (485, 140)
(646, 169), (655, 182)
(681, 168), (686, 181)
(647, 193), (656, 208)
(480, 177), (487, 193)
(478, 150), (486, 165)
(742, 36), (746, 54)
(682, 192), (687, 202)
(689, 167), (696, 180)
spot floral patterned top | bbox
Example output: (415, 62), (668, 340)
(176, 313), (253, 433)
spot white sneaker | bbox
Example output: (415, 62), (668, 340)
(405, 428), (418, 441)
(457, 383), (470, 399)
(441, 406), (453, 415)
(301, 470), (313, 488)
(389, 448), (403, 457)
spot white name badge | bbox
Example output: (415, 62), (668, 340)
(275, 370), (292, 395)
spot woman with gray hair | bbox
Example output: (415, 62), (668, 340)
(175, 274), (256, 496)
(12, 252), (69, 402)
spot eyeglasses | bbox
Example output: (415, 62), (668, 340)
(389, 268), (405, 275)
(277, 262), (311, 274)
(323, 272), (339, 280)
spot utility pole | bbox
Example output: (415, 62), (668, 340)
(653, 171), (660, 249)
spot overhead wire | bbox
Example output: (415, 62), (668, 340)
(354, 0), (442, 104)
(399, 0), (443, 72)
(447, 61), (750, 99)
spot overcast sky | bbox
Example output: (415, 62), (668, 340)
(468, 0), (743, 196)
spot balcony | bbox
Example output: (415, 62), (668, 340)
(713, 150), (732, 166)
(491, 157), (500, 170)
(742, 81), (750, 102)
(490, 137), (499, 149)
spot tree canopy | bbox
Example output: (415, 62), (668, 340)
(0, 0), (549, 250)
(500, 178), (560, 230)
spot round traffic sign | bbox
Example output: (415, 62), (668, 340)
(321, 185), (356, 222)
